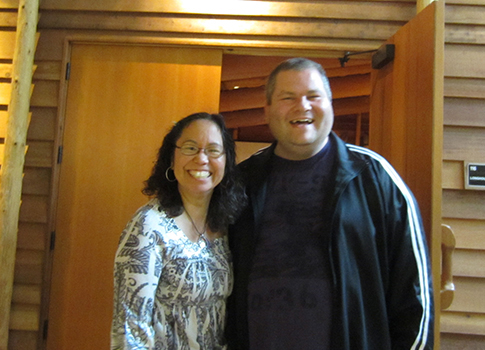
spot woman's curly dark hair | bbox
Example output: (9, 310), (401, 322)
(143, 112), (247, 233)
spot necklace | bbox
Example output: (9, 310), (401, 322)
(185, 209), (211, 247)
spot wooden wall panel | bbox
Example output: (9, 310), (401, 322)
(445, 44), (485, 78)
(442, 160), (464, 190)
(24, 141), (53, 167)
(33, 61), (62, 80)
(443, 126), (485, 161)
(453, 250), (485, 278)
(441, 312), (485, 336)
(38, 0), (416, 21)
(9, 304), (39, 331)
(442, 218), (485, 250)
(30, 80), (58, 107)
(27, 108), (56, 141)
(441, 333), (485, 350)
(444, 97), (485, 127)
(0, 81), (12, 104)
(8, 330), (38, 350)
(23, 167), (51, 195)
(0, 62), (12, 77)
(442, 12), (485, 345)
(445, 4), (485, 25)
(17, 222), (46, 251)
(0, 110), (7, 137)
(12, 284), (41, 305)
(14, 249), (43, 285)
(442, 190), (485, 220)
(444, 77), (485, 98)
(445, 24), (485, 45)
(0, 10), (17, 26)
(38, 13), (404, 41)
(447, 277), (485, 314)
(19, 195), (49, 223)
(0, 31), (16, 59)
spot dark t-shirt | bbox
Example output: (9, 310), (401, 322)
(248, 140), (336, 350)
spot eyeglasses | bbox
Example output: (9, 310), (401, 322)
(175, 144), (225, 158)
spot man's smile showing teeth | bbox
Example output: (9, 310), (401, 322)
(189, 170), (211, 179)
(290, 119), (314, 125)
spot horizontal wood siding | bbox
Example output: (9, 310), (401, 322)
(441, 1), (485, 346)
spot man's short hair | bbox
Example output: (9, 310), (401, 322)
(265, 57), (332, 105)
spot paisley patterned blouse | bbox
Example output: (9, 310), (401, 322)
(111, 199), (233, 350)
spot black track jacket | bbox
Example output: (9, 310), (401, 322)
(227, 132), (434, 350)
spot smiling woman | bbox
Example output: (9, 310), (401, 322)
(111, 112), (247, 350)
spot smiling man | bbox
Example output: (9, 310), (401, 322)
(227, 58), (434, 350)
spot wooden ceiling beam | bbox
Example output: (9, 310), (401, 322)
(38, 0), (415, 22)
(38, 14), (404, 41)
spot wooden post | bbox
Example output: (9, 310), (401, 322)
(0, 0), (39, 348)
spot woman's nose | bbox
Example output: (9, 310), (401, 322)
(193, 149), (209, 163)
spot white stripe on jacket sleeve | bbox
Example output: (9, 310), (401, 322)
(347, 144), (432, 350)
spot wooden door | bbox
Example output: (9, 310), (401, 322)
(47, 45), (222, 350)
(369, 2), (444, 346)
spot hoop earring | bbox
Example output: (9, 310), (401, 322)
(165, 167), (176, 182)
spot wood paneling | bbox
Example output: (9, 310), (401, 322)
(38, 13), (404, 40)
(443, 126), (485, 161)
(28, 108), (56, 141)
(442, 160), (464, 190)
(30, 80), (58, 107)
(0, 63), (12, 78)
(23, 167), (51, 195)
(444, 77), (485, 98)
(220, 86), (266, 113)
(19, 195), (49, 223)
(445, 24), (485, 45)
(453, 250), (485, 278)
(447, 277), (485, 314)
(444, 97), (485, 127)
(441, 333), (485, 350)
(17, 222), (46, 251)
(7, 330), (38, 350)
(445, 44), (485, 78)
(12, 284), (41, 305)
(445, 4), (485, 25)
(24, 141), (53, 168)
(33, 61), (62, 81)
(441, 312), (485, 336)
(442, 219), (485, 251)
(38, 0), (415, 21)
(14, 249), (43, 285)
(442, 190), (485, 220)
(0, 31), (16, 59)
(0, 10), (17, 26)
(9, 304), (39, 331)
